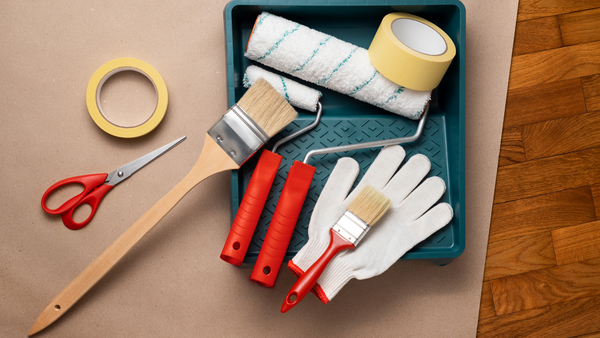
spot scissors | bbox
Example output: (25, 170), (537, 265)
(41, 136), (186, 230)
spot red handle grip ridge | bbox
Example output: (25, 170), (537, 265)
(281, 229), (354, 313)
(250, 161), (316, 287)
(221, 150), (282, 266)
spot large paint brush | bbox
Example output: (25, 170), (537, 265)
(281, 185), (391, 313)
(29, 79), (297, 336)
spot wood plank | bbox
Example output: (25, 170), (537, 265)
(560, 7), (600, 46)
(479, 0), (600, 335)
(577, 332), (600, 338)
(513, 16), (562, 56)
(509, 40), (600, 90)
(591, 184), (600, 218)
(517, 0), (600, 22)
(552, 220), (600, 265)
(494, 148), (600, 203)
(490, 187), (596, 243)
(583, 74), (600, 112)
(479, 281), (496, 320)
(490, 257), (600, 316)
(522, 111), (600, 160)
(478, 294), (600, 338)
(484, 232), (556, 281)
(504, 78), (585, 128)
(498, 127), (526, 166)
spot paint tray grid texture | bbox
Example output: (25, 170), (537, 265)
(225, 0), (465, 265)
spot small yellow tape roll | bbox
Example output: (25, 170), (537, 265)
(368, 13), (456, 91)
(86, 58), (168, 138)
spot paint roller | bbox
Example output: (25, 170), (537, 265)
(245, 12), (432, 120)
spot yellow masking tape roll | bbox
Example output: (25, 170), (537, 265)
(368, 13), (456, 91)
(86, 58), (168, 138)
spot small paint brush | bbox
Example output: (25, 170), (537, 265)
(29, 78), (297, 336)
(281, 184), (391, 313)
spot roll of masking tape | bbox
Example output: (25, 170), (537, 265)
(86, 58), (168, 138)
(368, 13), (456, 91)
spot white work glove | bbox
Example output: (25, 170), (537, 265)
(288, 145), (453, 303)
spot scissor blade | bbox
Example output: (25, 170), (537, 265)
(106, 136), (186, 186)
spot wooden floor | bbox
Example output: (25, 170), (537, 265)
(476, 0), (600, 337)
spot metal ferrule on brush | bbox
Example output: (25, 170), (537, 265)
(332, 211), (371, 246)
(208, 104), (269, 166)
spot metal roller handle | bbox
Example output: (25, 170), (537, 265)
(272, 103), (323, 153)
(302, 104), (429, 164)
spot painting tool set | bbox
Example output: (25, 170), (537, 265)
(30, 78), (297, 335)
(30, 3), (463, 334)
(220, 67), (323, 266)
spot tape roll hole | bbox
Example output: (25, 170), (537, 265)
(391, 18), (447, 56)
(97, 69), (158, 128)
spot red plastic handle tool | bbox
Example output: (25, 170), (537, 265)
(41, 173), (108, 214)
(281, 228), (354, 313)
(61, 184), (114, 230)
(250, 161), (316, 287)
(221, 150), (282, 266)
(41, 173), (113, 230)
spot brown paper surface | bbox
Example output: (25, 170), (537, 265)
(0, 0), (517, 336)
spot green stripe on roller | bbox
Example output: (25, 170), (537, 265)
(412, 109), (424, 119)
(376, 87), (405, 108)
(292, 36), (331, 73)
(255, 13), (270, 28)
(318, 47), (358, 85)
(250, 13), (271, 38)
(349, 70), (378, 96)
(257, 25), (301, 61)
(279, 76), (289, 101)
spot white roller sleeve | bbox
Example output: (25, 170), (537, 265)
(243, 65), (322, 112)
(245, 12), (431, 120)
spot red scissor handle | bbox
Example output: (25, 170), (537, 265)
(250, 161), (316, 288)
(61, 184), (113, 230)
(281, 229), (354, 313)
(221, 150), (282, 266)
(41, 173), (113, 230)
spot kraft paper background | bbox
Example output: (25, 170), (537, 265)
(0, 0), (517, 336)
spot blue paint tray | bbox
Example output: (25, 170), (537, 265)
(224, 0), (465, 266)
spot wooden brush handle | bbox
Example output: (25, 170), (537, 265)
(29, 134), (238, 336)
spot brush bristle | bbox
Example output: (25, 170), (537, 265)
(347, 185), (391, 226)
(237, 78), (298, 138)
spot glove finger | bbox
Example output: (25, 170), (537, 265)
(406, 202), (454, 244)
(318, 157), (360, 206)
(382, 154), (431, 205)
(346, 145), (405, 203)
(398, 176), (446, 222)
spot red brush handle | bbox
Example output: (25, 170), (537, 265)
(250, 161), (316, 287)
(281, 229), (354, 313)
(220, 150), (282, 266)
